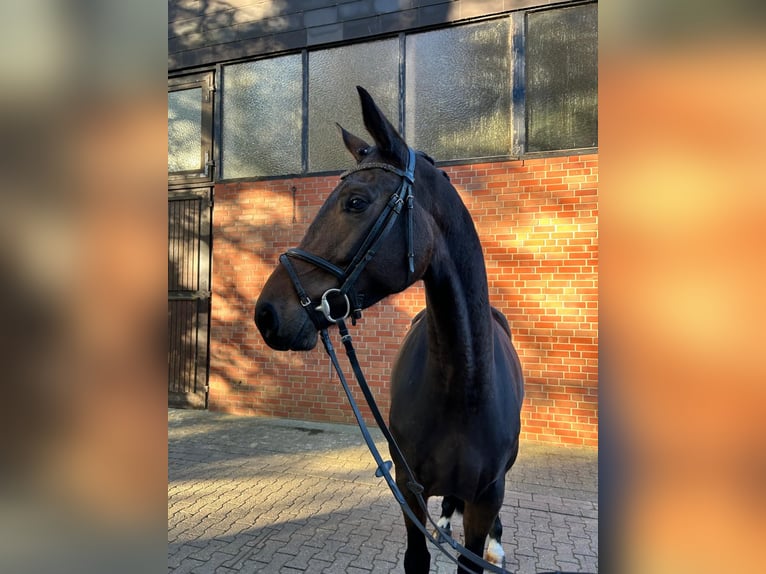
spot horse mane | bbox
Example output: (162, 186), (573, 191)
(415, 150), (450, 181)
(415, 150), (435, 164)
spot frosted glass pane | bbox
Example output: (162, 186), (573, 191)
(168, 88), (202, 173)
(405, 19), (511, 161)
(222, 55), (302, 178)
(309, 39), (399, 172)
(526, 4), (598, 152)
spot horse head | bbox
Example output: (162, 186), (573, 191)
(255, 86), (442, 351)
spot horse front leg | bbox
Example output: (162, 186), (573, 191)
(397, 473), (431, 574)
(434, 495), (465, 538)
(457, 481), (504, 574)
(484, 515), (505, 568)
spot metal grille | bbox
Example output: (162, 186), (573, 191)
(168, 198), (201, 292)
(168, 300), (199, 397)
(168, 192), (211, 408)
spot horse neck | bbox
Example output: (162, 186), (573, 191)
(422, 188), (493, 394)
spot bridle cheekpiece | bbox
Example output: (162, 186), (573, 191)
(279, 147), (417, 327)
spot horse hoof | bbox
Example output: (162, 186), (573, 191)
(485, 538), (505, 567)
(433, 515), (452, 541)
(432, 526), (451, 542)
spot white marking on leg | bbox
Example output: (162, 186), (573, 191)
(485, 537), (505, 567)
(434, 509), (461, 539)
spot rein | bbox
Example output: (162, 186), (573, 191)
(278, 148), (514, 573)
(319, 320), (516, 574)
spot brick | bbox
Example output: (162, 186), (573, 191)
(209, 154), (598, 446)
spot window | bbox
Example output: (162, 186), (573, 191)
(221, 55), (303, 179)
(168, 88), (202, 173)
(218, 2), (597, 179)
(406, 19), (511, 161)
(309, 39), (400, 173)
(526, 3), (598, 152)
(168, 73), (214, 183)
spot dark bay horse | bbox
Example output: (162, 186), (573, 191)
(255, 87), (524, 573)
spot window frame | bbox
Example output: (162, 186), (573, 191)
(168, 72), (215, 186)
(211, 1), (597, 183)
(523, 1), (599, 155)
(307, 37), (402, 174)
(218, 53), (304, 180)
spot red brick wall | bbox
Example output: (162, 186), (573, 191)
(209, 154), (598, 447)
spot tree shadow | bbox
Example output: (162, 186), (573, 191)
(169, 0), (308, 68)
(205, 153), (598, 448)
(206, 179), (340, 419)
(451, 160), (598, 445)
(168, 411), (598, 570)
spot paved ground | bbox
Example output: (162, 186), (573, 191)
(169, 409), (598, 573)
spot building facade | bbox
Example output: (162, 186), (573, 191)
(168, 0), (598, 447)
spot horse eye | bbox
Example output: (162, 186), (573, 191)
(345, 196), (369, 213)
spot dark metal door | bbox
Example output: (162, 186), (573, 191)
(168, 71), (215, 408)
(168, 190), (212, 407)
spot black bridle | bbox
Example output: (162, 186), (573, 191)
(279, 147), (417, 328)
(277, 149), (577, 574)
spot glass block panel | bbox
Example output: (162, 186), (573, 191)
(222, 55), (302, 178)
(168, 87), (202, 173)
(405, 19), (511, 161)
(308, 39), (399, 172)
(526, 3), (598, 152)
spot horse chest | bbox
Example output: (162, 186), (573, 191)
(417, 431), (507, 499)
(391, 403), (511, 498)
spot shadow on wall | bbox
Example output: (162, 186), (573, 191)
(452, 160), (598, 444)
(168, 0), (458, 69)
(208, 178), (348, 420)
(169, 0), (254, 54)
(169, 0), (300, 68)
(206, 156), (598, 449)
(207, 176), (425, 424)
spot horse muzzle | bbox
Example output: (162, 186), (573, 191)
(255, 271), (321, 351)
(255, 299), (319, 351)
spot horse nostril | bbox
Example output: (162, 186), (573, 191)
(255, 302), (280, 338)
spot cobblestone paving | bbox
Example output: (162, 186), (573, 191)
(169, 409), (598, 573)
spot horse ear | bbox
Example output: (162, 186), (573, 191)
(357, 85), (407, 167)
(337, 123), (371, 163)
